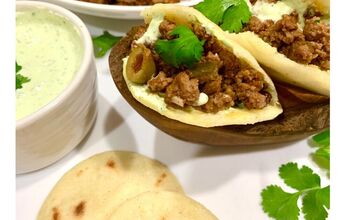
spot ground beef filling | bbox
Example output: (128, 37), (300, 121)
(142, 20), (272, 113)
(244, 9), (330, 70)
(80, 0), (179, 5)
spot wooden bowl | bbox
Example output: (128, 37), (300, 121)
(109, 26), (330, 146)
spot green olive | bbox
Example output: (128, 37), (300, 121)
(126, 45), (156, 84)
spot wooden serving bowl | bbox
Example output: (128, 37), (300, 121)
(109, 26), (330, 146)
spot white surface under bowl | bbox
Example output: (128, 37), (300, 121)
(16, 1), (98, 174)
(36, 0), (202, 19)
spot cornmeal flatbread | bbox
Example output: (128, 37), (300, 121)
(108, 191), (219, 220)
(37, 151), (183, 220)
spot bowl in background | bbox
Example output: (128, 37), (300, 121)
(16, 1), (98, 174)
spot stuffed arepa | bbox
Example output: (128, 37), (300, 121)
(221, 0), (330, 96)
(110, 4), (282, 128)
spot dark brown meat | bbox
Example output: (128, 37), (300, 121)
(148, 72), (173, 92)
(140, 19), (272, 113)
(201, 93), (234, 113)
(193, 21), (270, 110)
(244, 16), (274, 34)
(195, 24), (242, 73)
(303, 18), (330, 69)
(304, 18), (330, 43)
(268, 12), (305, 46)
(244, 11), (330, 70)
(203, 76), (222, 95)
(164, 72), (200, 107)
(233, 69), (269, 109)
(280, 41), (322, 65)
(159, 20), (177, 40)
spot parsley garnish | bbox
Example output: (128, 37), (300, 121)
(155, 25), (204, 68)
(92, 31), (122, 58)
(16, 62), (30, 90)
(195, 0), (251, 33)
(261, 163), (330, 220)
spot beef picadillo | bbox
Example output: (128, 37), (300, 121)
(230, 0), (330, 96)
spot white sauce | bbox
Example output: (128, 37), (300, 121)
(251, 0), (309, 28)
(136, 14), (164, 45)
(251, 1), (294, 22)
(193, 93), (209, 106)
(16, 9), (83, 120)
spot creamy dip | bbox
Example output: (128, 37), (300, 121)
(16, 9), (83, 120)
(247, 0), (309, 28)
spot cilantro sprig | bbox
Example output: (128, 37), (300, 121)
(195, 0), (251, 33)
(16, 62), (30, 90)
(261, 163), (330, 220)
(92, 31), (122, 58)
(155, 25), (204, 68)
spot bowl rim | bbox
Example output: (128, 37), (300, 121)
(16, 0), (94, 129)
(40, 0), (200, 11)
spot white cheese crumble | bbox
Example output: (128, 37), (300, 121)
(193, 93), (209, 106)
(250, 0), (309, 28)
(135, 14), (164, 45)
(252, 1), (294, 22)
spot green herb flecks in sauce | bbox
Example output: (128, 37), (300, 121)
(16, 9), (83, 120)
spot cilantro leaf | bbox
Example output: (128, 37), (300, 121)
(302, 186), (330, 220)
(92, 31), (122, 58)
(310, 129), (330, 170)
(279, 163), (321, 191)
(261, 185), (300, 220)
(195, 0), (237, 24)
(314, 147), (330, 162)
(313, 147), (330, 170)
(16, 62), (30, 90)
(221, 2), (251, 33)
(155, 25), (204, 68)
(261, 163), (330, 220)
(312, 129), (330, 148)
(195, 0), (251, 33)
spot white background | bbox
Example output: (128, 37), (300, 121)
(15, 12), (331, 220)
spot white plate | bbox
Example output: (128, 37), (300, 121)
(36, 0), (202, 19)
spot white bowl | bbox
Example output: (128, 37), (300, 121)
(37, 0), (203, 19)
(16, 1), (98, 174)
